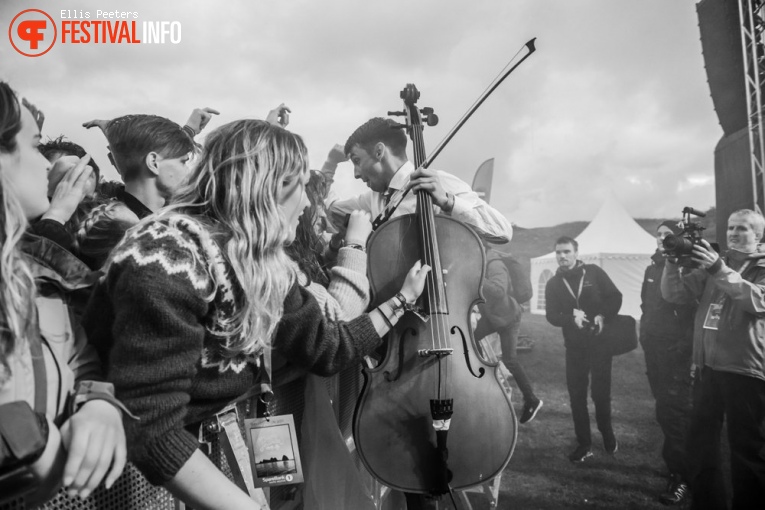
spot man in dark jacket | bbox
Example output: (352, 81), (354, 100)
(662, 209), (765, 510)
(641, 220), (695, 505)
(545, 236), (622, 463)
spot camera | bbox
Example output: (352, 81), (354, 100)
(662, 206), (718, 268)
(582, 320), (599, 335)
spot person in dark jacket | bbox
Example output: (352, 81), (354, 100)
(545, 236), (622, 463)
(662, 210), (765, 510)
(640, 220), (695, 505)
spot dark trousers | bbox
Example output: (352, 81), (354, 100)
(642, 335), (693, 480)
(565, 342), (613, 448)
(688, 367), (765, 510)
(475, 318), (537, 404)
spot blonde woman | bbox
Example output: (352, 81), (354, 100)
(0, 82), (126, 505)
(83, 119), (429, 510)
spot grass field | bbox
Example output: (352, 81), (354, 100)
(469, 313), (692, 510)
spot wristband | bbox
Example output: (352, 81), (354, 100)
(182, 124), (198, 138)
(69, 381), (139, 420)
(394, 292), (416, 311)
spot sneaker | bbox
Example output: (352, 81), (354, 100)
(519, 399), (543, 424)
(603, 431), (618, 454)
(568, 444), (593, 463)
(659, 476), (689, 505)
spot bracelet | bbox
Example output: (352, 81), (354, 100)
(346, 243), (365, 252)
(379, 305), (395, 328)
(394, 292), (415, 311)
(69, 380), (139, 421)
(182, 124), (198, 138)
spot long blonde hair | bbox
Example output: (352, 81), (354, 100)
(160, 119), (308, 358)
(0, 82), (37, 384)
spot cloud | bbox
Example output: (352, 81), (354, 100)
(0, 0), (722, 227)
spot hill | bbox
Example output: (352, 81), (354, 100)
(505, 207), (717, 266)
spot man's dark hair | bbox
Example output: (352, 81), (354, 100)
(555, 236), (578, 251)
(39, 135), (101, 184)
(344, 117), (408, 158)
(106, 115), (194, 182)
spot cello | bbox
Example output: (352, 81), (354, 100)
(353, 70), (531, 495)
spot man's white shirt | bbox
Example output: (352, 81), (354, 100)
(325, 161), (512, 242)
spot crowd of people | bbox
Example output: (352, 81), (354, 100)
(0, 79), (763, 510)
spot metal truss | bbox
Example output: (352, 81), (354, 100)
(739, 0), (765, 213)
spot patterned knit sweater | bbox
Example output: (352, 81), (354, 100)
(81, 216), (380, 485)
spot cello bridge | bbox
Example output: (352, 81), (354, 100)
(418, 348), (453, 359)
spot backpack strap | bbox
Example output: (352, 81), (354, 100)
(28, 310), (47, 414)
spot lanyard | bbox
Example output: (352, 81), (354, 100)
(562, 268), (586, 309)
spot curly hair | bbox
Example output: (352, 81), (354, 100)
(158, 119), (309, 359)
(0, 82), (37, 385)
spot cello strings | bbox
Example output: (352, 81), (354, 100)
(412, 119), (452, 399)
(415, 126), (450, 399)
(413, 127), (439, 355)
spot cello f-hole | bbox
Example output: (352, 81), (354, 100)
(452, 325), (485, 379)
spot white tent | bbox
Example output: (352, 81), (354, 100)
(529, 195), (657, 319)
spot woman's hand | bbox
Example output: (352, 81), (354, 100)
(344, 210), (372, 247)
(184, 107), (220, 136)
(399, 260), (431, 303)
(60, 400), (127, 498)
(42, 155), (94, 224)
(266, 103), (291, 128)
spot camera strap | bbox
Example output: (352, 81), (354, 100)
(562, 268), (586, 309)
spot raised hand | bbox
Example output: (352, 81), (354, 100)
(42, 155), (94, 224)
(82, 119), (110, 134)
(326, 144), (348, 166)
(184, 107), (220, 136)
(344, 210), (372, 247)
(266, 103), (291, 128)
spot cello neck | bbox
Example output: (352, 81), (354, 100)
(403, 86), (448, 315)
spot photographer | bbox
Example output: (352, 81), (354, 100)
(641, 220), (695, 505)
(544, 236), (622, 463)
(661, 209), (765, 509)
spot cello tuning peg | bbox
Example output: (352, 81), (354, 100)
(421, 107), (439, 127)
(387, 110), (406, 117)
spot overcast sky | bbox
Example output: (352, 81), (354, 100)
(0, 0), (721, 227)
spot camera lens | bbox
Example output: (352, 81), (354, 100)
(663, 234), (694, 255)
